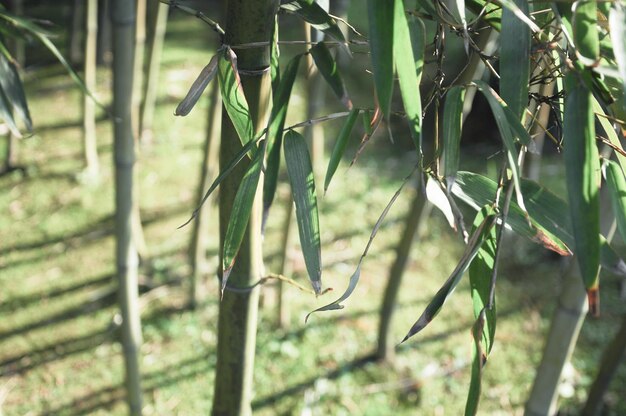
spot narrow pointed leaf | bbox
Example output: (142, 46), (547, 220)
(175, 53), (219, 116)
(394, 2), (423, 155)
(324, 108), (359, 193)
(280, 0), (347, 46)
(563, 75), (600, 312)
(367, 0), (394, 121)
(263, 54), (303, 224)
(218, 48), (254, 148)
(0, 53), (31, 131)
(442, 86), (465, 184)
(284, 130), (322, 294)
(474, 80), (526, 212)
(402, 211), (497, 342)
(500, 0), (530, 119)
(310, 42), (352, 109)
(606, 160), (626, 244)
(610, 4), (626, 93)
(465, 206), (497, 416)
(222, 141), (267, 292)
(573, 0), (600, 66)
(270, 15), (281, 98)
(498, 0), (540, 32)
(0, 86), (20, 136)
(593, 97), (626, 171)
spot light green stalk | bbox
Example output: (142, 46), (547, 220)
(83, 0), (99, 179)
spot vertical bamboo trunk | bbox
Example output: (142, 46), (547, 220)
(581, 314), (626, 416)
(376, 187), (429, 360)
(189, 82), (221, 309)
(524, 259), (587, 416)
(212, 1), (277, 415)
(139, 1), (168, 142)
(275, 199), (294, 328)
(83, 0), (99, 179)
(132, 0), (147, 140)
(111, 1), (143, 414)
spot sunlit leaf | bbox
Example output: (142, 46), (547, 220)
(263, 54), (303, 227)
(324, 108), (359, 193)
(367, 0), (394, 120)
(401, 211), (497, 342)
(498, 0), (540, 32)
(592, 97), (626, 171)
(270, 15), (280, 97)
(573, 0), (600, 66)
(175, 53), (219, 116)
(394, 2), (423, 155)
(284, 130), (322, 294)
(500, 0), (530, 119)
(222, 141), (267, 295)
(605, 160), (626, 244)
(310, 42), (352, 109)
(442, 86), (465, 184)
(610, 4), (626, 94)
(563, 74), (601, 313)
(281, 0), (348, 49)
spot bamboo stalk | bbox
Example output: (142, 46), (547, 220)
(83, 0), (99, 179)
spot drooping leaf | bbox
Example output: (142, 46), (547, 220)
(474, 80), (526, 212)
(500, 0), (530, 119)
(280, 0), (348, 47)
(270, 15), (281, 98)
(352, 106), (382, 165)
(573, 0), (600, 66)
(309, 42), (352, 109)
(263, 54), (303, 226)
(0, 84), (20, 136)
(175, 53), (219, 116)
(0, 51), (30, 131)
(284, 130), (322, 294)
(425, 176), (456, 229)
(442, 86), (465, 184)
(563, 74), (601, 313)
(592, 97), (626, 171)
(222, 141), (267, 295)
(605, 160), (626, 244)
(394, 2), (423, 155)
(307, 167), (416, 320)
(324, 108), (359, 193)
(401, 211), (497, 342)
(465, 205), (497, 416)
(610, 4), (626, 93)
(367, 0), (394, 121)
(498, 0), (540, 32)
(218, 47), (254, 149)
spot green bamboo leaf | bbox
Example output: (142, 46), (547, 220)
(498, 0), (540, 32)
(307, 168), (415, 321)
(401, 211), (497, 342)
(474, 80), (526, 212)
(610, 4), (626, 94)
(310, 42), (352, 109)
(362, 109), (373, 136)
(367, 0), (394, 121)
(465, 0), (501, 31)
(280, 0), (348, 48)
(175, 53), (219, 116)
(222, 141), (267, 295)
(0, 84), (20, 136)
(592, 97), (626, 171)
(324, 108), (359, 193)
(465, 205), (497, 416)
(415, 0), (438, 18)
(270, 15), (280, 98)
(394, 2), (423, 155)
(0, 51), (31, 132)
(284, 130), (322, 294)
(500, 0), (530, 119)
(563, 74), (601, 313)
(442, 86), (465, 184)
(218, 47), (254, 148)
(605, 160), (626, 244)
(573, 0), (600, 66)
(263, 54), (303, 225)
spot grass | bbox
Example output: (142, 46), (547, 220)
(1, 7), (626, 416)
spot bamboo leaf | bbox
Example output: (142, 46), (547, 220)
(284, 130), (322, 294)
(465, 205), (497, 416)
(324, 108), (359, 193)
(280, 0), (348, 48)
(442, 86), (465, 184)
(605, 160), (626, 244)
(0, 84), (20, 137)
(465, 0), (501, 31)
(175, 53), (219, 116)
(310, 41), (352, 109)
(563, 74), (601, 313)
(610, 4), (626, 94)
(270, 15), (280, 98)
(498, 0), (540, 32)
(425, 176), (456, 229)
(394, 2), (424, 155)
(0, 52), (31, 131)
(263, 54), (303, 226)
(222, 141), (267, 295)
(402, 211), (497, 342)
(573, 0), (600, 66)
(367, 0), (394, 121)
(474, 80), (526, 212)
(592, 97), (626, 171)
(500, 0), (530, 119)
(218, 47), (254, 149)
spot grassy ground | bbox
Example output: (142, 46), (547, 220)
(2, 7), (626, 416)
